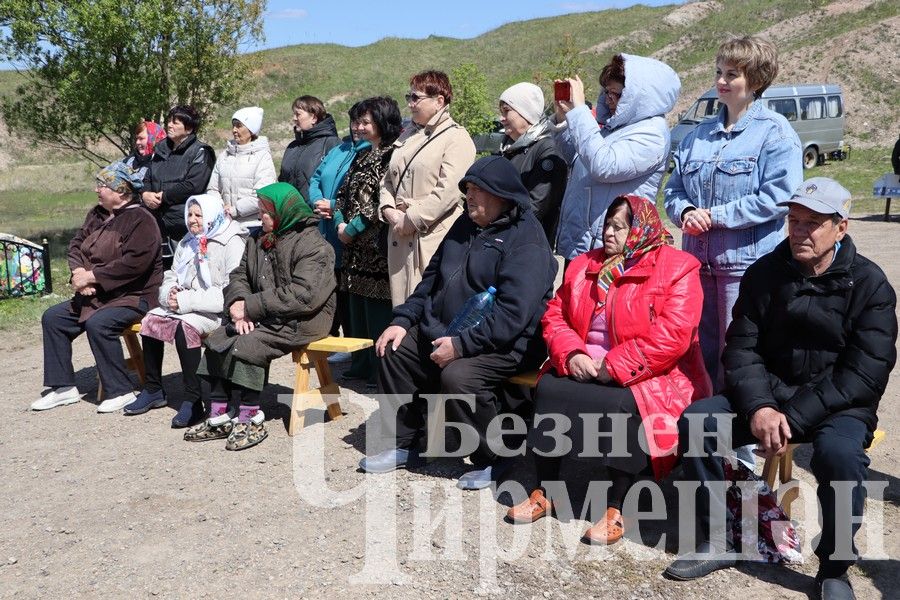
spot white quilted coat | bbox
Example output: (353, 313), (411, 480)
(206, 136), (277, 228)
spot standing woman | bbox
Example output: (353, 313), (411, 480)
(125, 120), (166, 171)
(664, 35), (803, 390)
(123, 194), (246, 426)
(206, 106), (277, 232)
(187, 183), (336, 450)
(278, 95), (339, 204)
(143, 105), (216, 267)
(379, 70), (475, 306)
(553, 54), (680, 264)
(497, 82), (567, 248)
(333, 96), (403, 384)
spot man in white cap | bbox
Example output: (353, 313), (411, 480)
(667, 177), (897, 600)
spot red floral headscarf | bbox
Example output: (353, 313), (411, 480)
(596, 194), (673, 304)
(142, 120), (167, 156)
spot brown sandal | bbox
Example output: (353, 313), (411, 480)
(582, 507), (626, 545)
(506, 489), (554, 524)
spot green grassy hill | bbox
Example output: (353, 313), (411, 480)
(0, 0), (897, 187)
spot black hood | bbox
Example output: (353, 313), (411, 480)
(294, 114), (338, 144)
(458, 155), (531, 210)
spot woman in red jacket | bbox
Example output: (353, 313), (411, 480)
(507, 194), (711, 544)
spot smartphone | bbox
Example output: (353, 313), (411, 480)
(554, 80), (571, 103)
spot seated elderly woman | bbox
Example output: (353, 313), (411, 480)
(33, 161), (163, 413)
(185, 182), (336, 450)
(506, 195), (711, 545)
(122, 194), (247, 427)
(360, 156), (557, 490)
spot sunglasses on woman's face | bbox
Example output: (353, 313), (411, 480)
(405, 91), (434, 104)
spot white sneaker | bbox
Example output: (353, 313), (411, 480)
(327, 352), (352, 364)
(31, 387), (81, 411)
(97, 391), (137, 413)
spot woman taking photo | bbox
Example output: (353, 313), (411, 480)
(553, 54), (680, 264)
(379, 70), (475, 306)
(123, 194), (246, 427)
(664, 35), (802, 391)
(186, 182), (335, 450)
(506, 195), (711, 545)
(33, 161), (162, 413)
(333, 96), (403, 384)
(206, 106), (277, 232)
(497, 82), (567, 248)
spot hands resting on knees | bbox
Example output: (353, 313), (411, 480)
(567, 352), (612, 384)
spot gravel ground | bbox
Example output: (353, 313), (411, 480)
(1, 215), (898, 599)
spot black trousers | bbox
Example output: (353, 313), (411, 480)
(678, 395), (871, 577)
(376, 324), (523, 467)
(42, 300), (145, 398)
(141, 322), (202, 404)
(204, 376), (260, 408)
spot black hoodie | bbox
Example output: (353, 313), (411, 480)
(392, 156), (558, 364)
(278, 114), (339, 202)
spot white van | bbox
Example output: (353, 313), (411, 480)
(670, 83), (848, 169)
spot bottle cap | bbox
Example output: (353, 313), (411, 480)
(487, 286), (497, 294)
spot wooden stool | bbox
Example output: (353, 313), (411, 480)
(288, 336), (373, 436)
(762, 428), (887, 519)
(97, 322), (146, 401)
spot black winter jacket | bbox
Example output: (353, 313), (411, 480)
(392, 200), (557, 363)
(499, 135), (567, 249)
(279, 115), (339, 202)
(144, 133), (215, 239)
(723, 236), (897, 435)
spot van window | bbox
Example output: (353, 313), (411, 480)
(684, 98), (720, 122)
(827, 95), (842, 118)
(800, 97), (826, 120)
(768, 98), (797, 121)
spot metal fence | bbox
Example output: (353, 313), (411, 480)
(0, 234), (52, 299)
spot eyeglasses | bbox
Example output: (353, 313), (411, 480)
(405, 91), (434, 104)
(602, 87), (623, 101)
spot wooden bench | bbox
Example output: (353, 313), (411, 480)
(762, 428), (887, 519)
(97, 322), (146, 401)
(103, 323), (373, 435)
(288, 336), (373, 436)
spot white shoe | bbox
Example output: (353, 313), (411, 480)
(327, 352), (352, 364)
(31, 387), (81, 411)
(97, 392), (137, 413)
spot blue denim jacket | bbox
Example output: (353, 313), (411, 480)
(664, 99), (802, 273)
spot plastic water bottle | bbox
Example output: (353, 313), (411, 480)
(444, 286), (497, 337)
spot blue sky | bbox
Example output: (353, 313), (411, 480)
(256, 0), (678, 50)
(0, 1), (678, 69)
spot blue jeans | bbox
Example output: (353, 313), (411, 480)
(699, 269), (755, 466)
(699, 269), (743, 392)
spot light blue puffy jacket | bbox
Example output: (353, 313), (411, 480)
(663, 99), (803, 273)
(554, 54), (681, 260)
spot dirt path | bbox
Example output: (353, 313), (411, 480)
(1, 215), (898, 599)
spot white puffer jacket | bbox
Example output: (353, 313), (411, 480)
(207, 136), (277, 228)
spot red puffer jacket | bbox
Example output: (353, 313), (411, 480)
(541, 244), (711, 479)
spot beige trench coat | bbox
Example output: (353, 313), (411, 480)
(379, 108), (475, 306)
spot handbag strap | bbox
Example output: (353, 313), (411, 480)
(395, 122), (457, 188)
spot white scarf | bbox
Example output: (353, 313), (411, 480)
(174, 194), (228, 288)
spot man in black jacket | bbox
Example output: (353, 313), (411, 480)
(666, 178), (897, 600)
(142, 105), (215, 265)
(359, 156), (557, 490)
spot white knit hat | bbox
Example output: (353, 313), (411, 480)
(232, 106), (264, 135)
(499, 82), (545, 125)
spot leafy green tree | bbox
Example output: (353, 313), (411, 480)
(0, 0), (265, 165)
(449, 63), (494, 137)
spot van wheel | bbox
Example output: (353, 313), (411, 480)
(803, 146), (819, 169)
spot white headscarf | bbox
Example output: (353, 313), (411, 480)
(174, 194), (229, 288)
